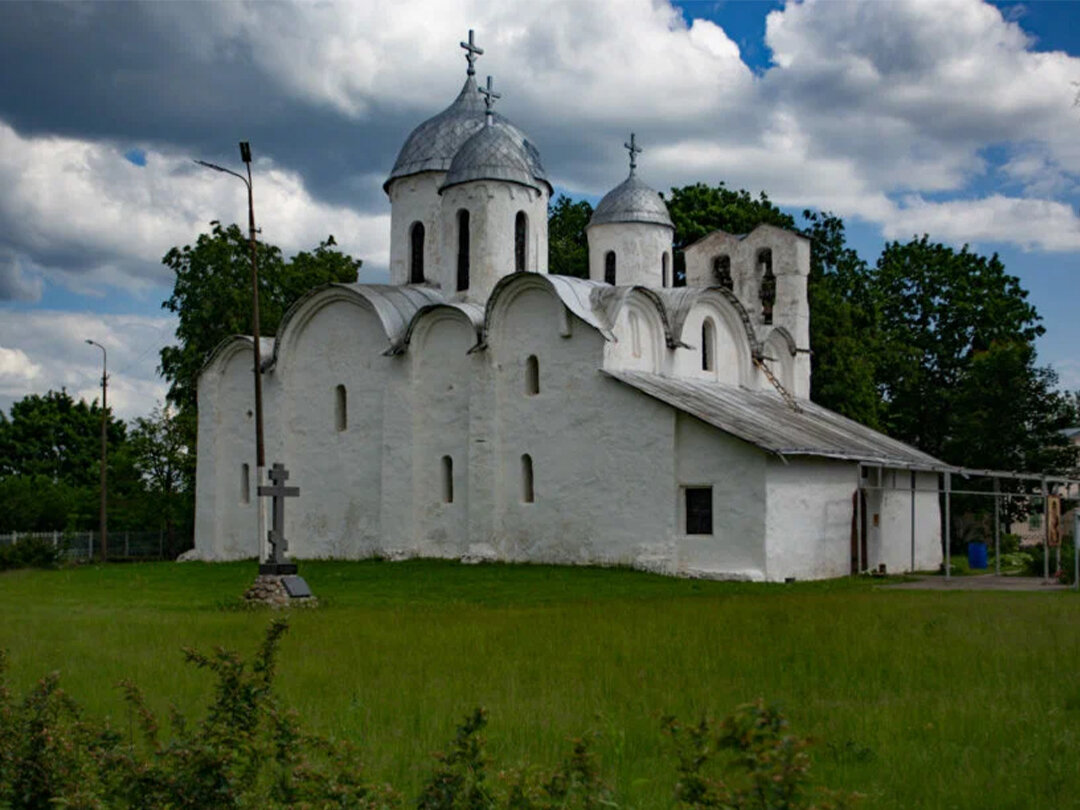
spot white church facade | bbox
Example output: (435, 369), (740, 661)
(193, 35), (943, 581)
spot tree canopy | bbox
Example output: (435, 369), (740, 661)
(547, 195), (593, 279)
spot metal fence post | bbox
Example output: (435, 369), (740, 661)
(1074, 510), (1079, 593)
(994, 477), (1000, 577)
(87, 531), (93, 560)
(1042, 477), (1049, 582)
(910, 470), (916, 573)
(944, 471), (952, 581)
(124, 531), (129, 558)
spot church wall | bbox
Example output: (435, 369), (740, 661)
(587, 222), (673, 288)
(409, 312), (477, 558)
(674, 413), (767, 579)
(764, 457), (855, 581)
(872, 469), (942, 573)
(669, 299), (750, 385)
(439, 181), (548, 301)
(194, 343), (261, 560)
(487, 284), (678, 567)
(277, 299), (398, 558)
(603, 294), (665, 373)
(388, 172), (445, 287)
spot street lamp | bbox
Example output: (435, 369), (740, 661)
(195, 143), (267, 561)
(85, 339), (107, 561)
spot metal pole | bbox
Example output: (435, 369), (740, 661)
(910, 470), (916, 573)
(1042, 477), (1049, 581)
(86, 340), (108, 562)
(944, 472), (952, 581)
(1074, 510), (1079, 592)
(993, 477), (1000, 577)
(855, 464), (863, 575)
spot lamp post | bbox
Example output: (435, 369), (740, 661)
(85, 339), (107, 561)
(195, 143), (267, 562)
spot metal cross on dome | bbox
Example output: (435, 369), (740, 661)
(460, 29), (483, 77)
(479, 75), (500, 125)
(625, 132), (642, 176)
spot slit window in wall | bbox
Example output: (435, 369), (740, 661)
(335, 384), (347, 432)
(456, 209), (470, 291)
(684, 486), (713, 535)
(241, 463), (250, 505)
(525, 354), (540, 395)
(441, 455), (453, 503)
(758, 248), (775, 325)
(521, 454), (534, 503)
(604, 251), (616, 285)
(629, 312), (642, 358)
(701, 318), (715, 372)
(661, 252), (668, 287)
(409, 221), (425, 283)
(515, 211), (527, 272)
(713, 255), (732, 290)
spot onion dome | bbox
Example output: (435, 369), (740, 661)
(441, 120), (551, 194)
(590, 175), (673, 228)
(589, 132), (673, 228)
(383, 77), (487, 192)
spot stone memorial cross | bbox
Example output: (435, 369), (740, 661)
(257, 462), (299, 565)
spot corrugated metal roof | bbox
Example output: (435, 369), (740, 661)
(605, 369), (942, 468)
(589, 174), (674, 228)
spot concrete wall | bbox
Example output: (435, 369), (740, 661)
(764, 457), (856, 581)
(587, 221), (673, 288)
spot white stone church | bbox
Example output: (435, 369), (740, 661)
(194, 35), (943, 580)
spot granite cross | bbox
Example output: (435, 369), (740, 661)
(460, 29), (483, 77)
(479, 75), (500, 125)
(624, 132), (642, 176)
(257, 462), (299, 564)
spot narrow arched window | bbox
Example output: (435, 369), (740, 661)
(604, 251), (616, 285)
(629, 312), (642, 358)
(241, 463), (250, 504)
(457, 209), (470, 291)
(702, 318), (716, 372)
(441, 455), (453, 503)
(525, 355), (539, 396)
(661, 252), (669, 287)
(515, 211), (527, 272)
(409, 221), (425, 283)
(335, 384), (347, 432)
(758, 248), (775, 325)
(713, 255), (732, 290)
(521, 454), (534, 503)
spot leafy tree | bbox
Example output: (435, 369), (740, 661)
(548, 195), (593, 278)
(872, 236), (1046, 463)
(128, 405), (194, 549)
(159, 222), (362, 418)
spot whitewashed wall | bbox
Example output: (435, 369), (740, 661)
(874, 469), (942, 573)
(587, 221), (673, 288)
(388, 172), (444, 286)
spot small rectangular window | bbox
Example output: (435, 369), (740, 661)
(441, 455), (453, 504)
(685, 487), (712, 535)
(241, 463), (250, 505)
(335, 384), (347, 432)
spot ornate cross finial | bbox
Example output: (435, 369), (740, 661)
(624, 132), (642, 176)
(479, 75), (500, 125)
(460, 29), (483, 77)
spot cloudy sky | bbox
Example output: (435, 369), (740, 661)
(1, 0), (1078, 420)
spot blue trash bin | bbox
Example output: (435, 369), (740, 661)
(968, 541), (988, 570)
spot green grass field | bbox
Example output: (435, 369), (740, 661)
(1, 560), (1078, 808)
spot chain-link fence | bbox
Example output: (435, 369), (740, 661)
(0, 530), (192, 561)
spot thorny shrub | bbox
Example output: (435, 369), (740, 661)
(0, 623), (852, 810)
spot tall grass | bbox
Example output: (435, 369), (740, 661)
(1, 560), (1077, 808)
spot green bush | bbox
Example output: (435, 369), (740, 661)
(0, 622), (852, 810)
(1023, 540), (1076, 584)
(0, 536), (62, 572)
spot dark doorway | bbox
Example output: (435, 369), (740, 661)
(851, 489), (868, 573)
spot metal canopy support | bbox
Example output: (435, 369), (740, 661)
(993, 477), (1001, 577)
(855, 464), (863, 575)
(1042, 477), (1049, 582)
(1074, 510), (1079, 592)
(944, 471), (952, 581)
(910, 470), (916, 573)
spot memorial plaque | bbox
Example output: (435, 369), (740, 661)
(282, 575), (313, 598)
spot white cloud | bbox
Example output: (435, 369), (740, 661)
(0, 122), (390, 302)
(884, 194), (1080, 252)
(0, 310), (176, 421)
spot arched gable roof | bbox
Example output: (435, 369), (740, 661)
(268, 283), (445, 368)
(390, 302), (485, 355)
(482, 273), (614, 347)
(199, 334), (274, 378)
(763, 325), (797, 357)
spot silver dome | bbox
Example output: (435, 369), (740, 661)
(384, 77), (487, 191)
(589, 174), (674, 229)
(441, 120), (551, 194)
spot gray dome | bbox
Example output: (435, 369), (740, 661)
(589, 174), (673, 229)
(384, 77), (487, 192)
(441, 120), (551, 194)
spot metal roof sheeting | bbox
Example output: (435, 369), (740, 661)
(605, 369), (942, 468)
(589, 174), (674, 228)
